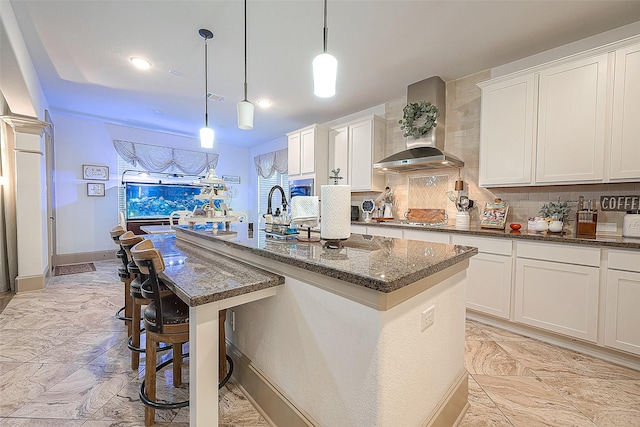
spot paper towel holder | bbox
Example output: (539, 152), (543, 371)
(322, 238), (346, 249)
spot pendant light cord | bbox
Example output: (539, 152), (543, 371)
(322, 0), (328, 53)
(243, 0), (248, 102)
(204, 37), (209, 127)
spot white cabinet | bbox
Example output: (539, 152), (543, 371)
(604, 250), (640, 355)
(536, 54), (608, 184)
(478, 74), (536, 186)
(402, 229), (450, 244)
(452, 235), (513, 319)
(366, 226), (402, 239)
(514, 242), (600, 342)
(329, 116), (385, 192)
(287, 124), (329, 180)
(350, 224), (367, 235)
(610, 43), (640, 181)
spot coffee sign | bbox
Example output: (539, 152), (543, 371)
(600, 195), (640, 211)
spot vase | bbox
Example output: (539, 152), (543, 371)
(548, 220), (563, 233)
(534, 219), (548, 232)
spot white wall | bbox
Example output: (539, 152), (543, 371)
(52, 112), (251, 256)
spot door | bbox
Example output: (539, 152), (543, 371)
(45, 111), (57, 277)
(536, 54), (608, 183)
(610, 43), (640, 180)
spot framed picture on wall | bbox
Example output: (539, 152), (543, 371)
(82, 164), (109, 180)
(87, 183), (105, 197)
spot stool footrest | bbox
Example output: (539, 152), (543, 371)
(127, 333), (172, 353)
(139, 353), (190, 410)
(115, 306), (132, 323)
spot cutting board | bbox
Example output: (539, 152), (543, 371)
(406, 208), (447, 223)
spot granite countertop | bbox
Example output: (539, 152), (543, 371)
(354, 221), (640, 250)
(143, 234), (284, 306)
(172, 224), (478, 293)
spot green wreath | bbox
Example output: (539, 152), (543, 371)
(398, 101), (440, 139)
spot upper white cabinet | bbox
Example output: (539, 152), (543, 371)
(479, 74), (536, 186)
(287, 124), (329, 180)
(536, 54), (608, 184)
(610, 43), (640, 180)
(329, 116), (385, 192)
(479, 39), (640, 187)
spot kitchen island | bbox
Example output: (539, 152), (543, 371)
(167, 224), (477, 427)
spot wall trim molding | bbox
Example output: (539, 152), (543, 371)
(15, 272), (45, 292)
(423, 369), (469, 427)
(55, 250), (116, 266)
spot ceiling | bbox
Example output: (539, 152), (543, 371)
(8, 1), (640, 148)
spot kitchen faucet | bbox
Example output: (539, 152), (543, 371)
(267, 185), (288, 215)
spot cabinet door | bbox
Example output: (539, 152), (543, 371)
(610, 43), (640, 180)
(349, 120), (373, 191)
(536, 54), (608, 183)
(288, 133), (301, 176)
(605, 270), (640, 355)
(479, 74), (536, 186)
(466, 253), (513, 319)
(515, 258), (599, 342)
(300, 128), (316, 175)
(329, 127), (349, 184)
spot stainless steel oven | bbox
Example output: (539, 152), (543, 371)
(290, 178), (314, 199)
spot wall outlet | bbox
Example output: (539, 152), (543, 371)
(421, 305), (435, 332)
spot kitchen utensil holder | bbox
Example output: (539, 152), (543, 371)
(576, 211), (597, 238)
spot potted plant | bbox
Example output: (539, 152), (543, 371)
(539, 200), (571, 232)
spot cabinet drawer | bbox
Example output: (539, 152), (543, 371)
(516, 241), (600, 267)
(350, 224), (367, 235)
(608, 249), (640, 273)
(367, 227), (402, 239)
(452, 235), (512, 255)
(403, 229), (450, 244)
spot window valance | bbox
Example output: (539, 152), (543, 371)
(113, 140), (218, 176)
(254, 148), (288, 179)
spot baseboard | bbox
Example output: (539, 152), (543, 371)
(228, 341), (468, 427)
(55, 250), (116, 265)
(423, 369), (469, 427)
(16, 272), (45, 292)
(227, 341), (317, 427)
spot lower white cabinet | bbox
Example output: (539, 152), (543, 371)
(402, 229), (450, 244)
(604, 250), (640, 356)
(350, 224), (367, 235)
(514, 257), (599, 342)
(453, 235), (512, 319)
(366, 226), (402, 239)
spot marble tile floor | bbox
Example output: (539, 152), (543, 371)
(0, 259), (638, 426)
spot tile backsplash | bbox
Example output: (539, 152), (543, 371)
(350, 69), (639, 235)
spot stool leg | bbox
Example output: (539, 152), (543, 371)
(131, 301), (142, 370)
(145, 332), (156, 427)
(124, 279), (132, 336)
(173, 342), (182, 387)
(219, 309), (227, 381)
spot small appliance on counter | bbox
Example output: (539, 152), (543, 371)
(351, 205), (360, 221)
(623, 210), (640, 238)
(576, 196), (598, 238)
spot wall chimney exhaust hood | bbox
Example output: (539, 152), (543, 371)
(374, 76), (464, 172)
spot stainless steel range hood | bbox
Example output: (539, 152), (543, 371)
(374, 76), (464, 172)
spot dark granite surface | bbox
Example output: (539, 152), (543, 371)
(144, 234), (284, 306)
(355, 221), (640, 250)
(172, 224), (478, 293)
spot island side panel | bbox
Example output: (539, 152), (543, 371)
(227, 269), (468, 426)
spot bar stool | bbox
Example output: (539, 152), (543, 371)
(119, 232), (172, 370)
(131, 239), (189, 426)
(110, 225), (132, 336)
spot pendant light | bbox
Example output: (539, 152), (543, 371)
(199, 28), (214, 148)
(312, 0), (337, 98)
(237, 0), (254, 129)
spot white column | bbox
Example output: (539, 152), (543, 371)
(1, 115), (50, 292)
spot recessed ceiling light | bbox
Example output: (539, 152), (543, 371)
(130, 57), (151, 70)
(256, 99), (272, 108)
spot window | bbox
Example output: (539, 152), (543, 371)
(258, 172), (289, 217)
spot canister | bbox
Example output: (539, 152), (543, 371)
(623, 211), (640, 238)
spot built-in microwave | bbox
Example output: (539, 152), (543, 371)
(290, 178), (314, 199)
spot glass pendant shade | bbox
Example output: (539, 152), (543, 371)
(313, 52), (337, 98)
(200, 126), (214, 148)
(237, 100), (254, 130)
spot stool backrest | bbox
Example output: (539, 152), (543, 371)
(131, 240), (168, 332)
(119, 231), (144, 260)
(110, 225), (125, 244)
